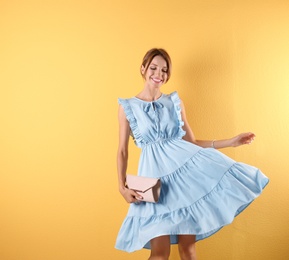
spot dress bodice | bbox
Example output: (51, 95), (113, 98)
(118, 91), (186, 148)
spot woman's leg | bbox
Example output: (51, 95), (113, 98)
(178, 235), (197, 260)
(148, 235), (171, 260)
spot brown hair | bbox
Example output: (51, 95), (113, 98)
(140, 48), (172, 82)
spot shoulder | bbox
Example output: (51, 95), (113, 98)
(117, 96), (136, 109)
(165, 91), (178, 97)
(118, 97), (130, 105)
(117, 96), (140, 121)
(164, 91), (181, 101)
(164, 91), (182, 106)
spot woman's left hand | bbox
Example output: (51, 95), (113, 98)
(231, 132), (256, 147)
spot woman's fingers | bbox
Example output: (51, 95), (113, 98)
(123, 189), (143, 203)
(132, 191), (143, 200)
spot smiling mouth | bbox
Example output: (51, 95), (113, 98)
(151, 78), (162, 83)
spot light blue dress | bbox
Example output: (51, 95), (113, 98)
(115, 91), (269, 253)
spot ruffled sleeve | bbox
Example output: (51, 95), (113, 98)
(170, 91), (186, 139)
(118, 98), (145, 148)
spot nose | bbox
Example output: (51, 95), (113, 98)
(156, 68), (162, 77)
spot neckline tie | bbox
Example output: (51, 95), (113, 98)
(144, 101), (164, 113)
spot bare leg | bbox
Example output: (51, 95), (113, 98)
(178, 235), (197, 260)
(148, 235), (171, 260)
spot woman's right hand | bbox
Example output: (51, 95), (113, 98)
(119, 186), (143, 204)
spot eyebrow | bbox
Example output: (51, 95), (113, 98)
(150, 63), (168, 68)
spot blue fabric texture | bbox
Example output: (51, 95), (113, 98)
(115, 91), (269, 253)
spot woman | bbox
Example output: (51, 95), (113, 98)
(115, 48), (269, 260)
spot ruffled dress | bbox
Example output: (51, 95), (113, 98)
(115, 91), (269, 253)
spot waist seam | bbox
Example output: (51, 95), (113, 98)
(142, 137), (181, 147)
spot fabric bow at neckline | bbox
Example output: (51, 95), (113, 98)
(143, 101), (164, 113)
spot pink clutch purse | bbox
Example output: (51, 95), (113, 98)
(126, 174), (161, 203)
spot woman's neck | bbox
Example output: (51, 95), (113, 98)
(136, 89), (162, 102)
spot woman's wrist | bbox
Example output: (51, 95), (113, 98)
(211, 138), (235, 149)
(119, 182), (127, 193)
(228, 136), (237, 147)
(211, 139), (216, 149)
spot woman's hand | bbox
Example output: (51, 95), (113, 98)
(231, 132), (256, 147)
(119, 186), (143, 204)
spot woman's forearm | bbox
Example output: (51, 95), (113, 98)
(187, 132), (255, 149)
(194, 139), (233, 149)
(117, 150), (128, 191)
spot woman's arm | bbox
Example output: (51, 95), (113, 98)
(117, 105), (143, 203)
(180, 100), (255, 149)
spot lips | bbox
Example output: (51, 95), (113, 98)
(151, 78), (162, 83)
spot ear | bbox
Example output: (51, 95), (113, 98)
(141, 65), (145, 75)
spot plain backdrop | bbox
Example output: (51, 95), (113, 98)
(0, 1), (288, 259)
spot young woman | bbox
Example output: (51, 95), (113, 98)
(115, 48), (269, 260)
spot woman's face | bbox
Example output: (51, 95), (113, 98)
(142, 55), (168, 88)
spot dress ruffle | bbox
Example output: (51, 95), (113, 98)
(170, 91), (186, 139)
(118, 98), (145, 148)
(115, 147), (269, 252)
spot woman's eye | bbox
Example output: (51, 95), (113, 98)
(162, 69), (168, 73)
(150, 67), (156, 70)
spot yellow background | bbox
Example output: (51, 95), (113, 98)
(0, 1), (288, 259)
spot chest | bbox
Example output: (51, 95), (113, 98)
(130, 100), (179, 137)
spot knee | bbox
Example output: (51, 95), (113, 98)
(149, 236), (170, 260)
(178, 235), (197, 260)
(149, 248), (170, 260)
(178, 245), (196, 260)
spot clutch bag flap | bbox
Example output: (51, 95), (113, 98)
(126, 174), (160, 192)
